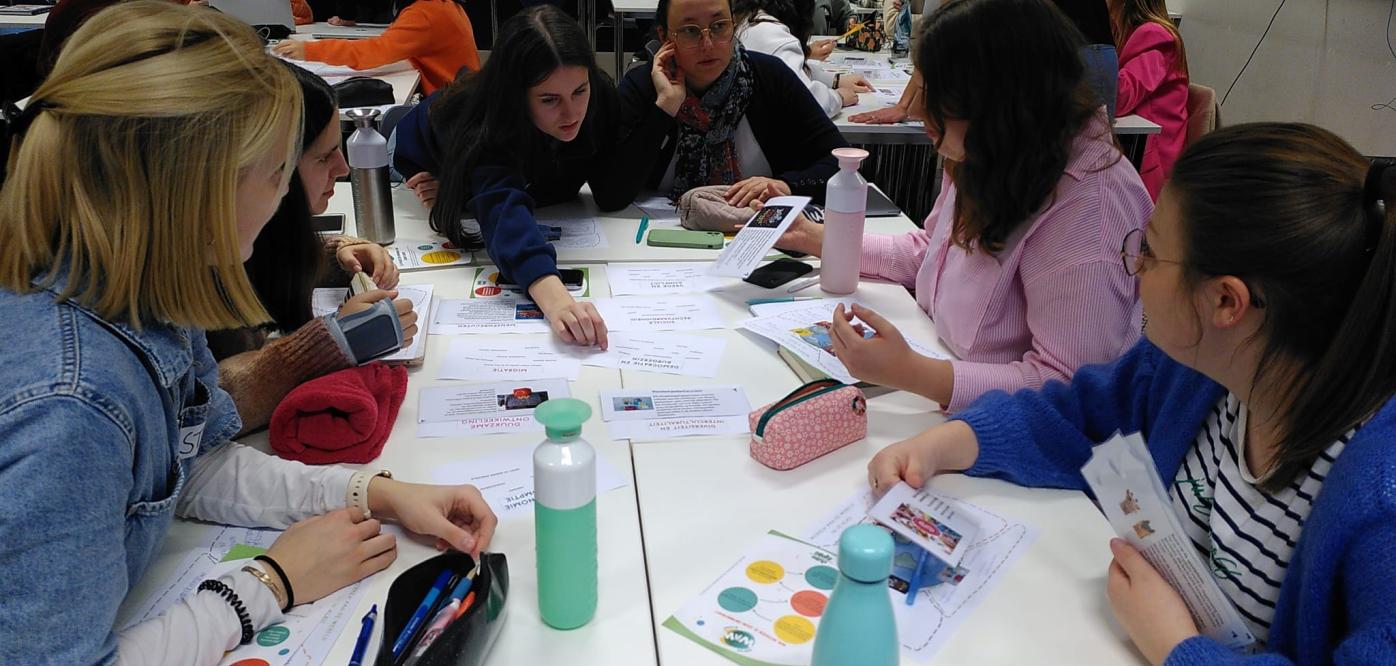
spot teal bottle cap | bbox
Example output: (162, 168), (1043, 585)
(838, 524), (894, 583)
(534, 398), (592, 441)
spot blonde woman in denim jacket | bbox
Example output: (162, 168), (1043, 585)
(0, 4), (496, 664)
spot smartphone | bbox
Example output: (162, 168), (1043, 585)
(744, 258), (814, 288)
(538, 224), (562, 241)
(499, 268), (585, 290)
(559, 268), (585, 290)
(647, 228), (725, 249)
(311, 213), (345, 235)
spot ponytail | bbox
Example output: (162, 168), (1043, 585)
(1169, 124), (1396, 492)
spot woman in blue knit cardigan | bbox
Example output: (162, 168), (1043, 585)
(869, 123), (1396, 665)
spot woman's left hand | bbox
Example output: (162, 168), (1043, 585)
(337, 242), (400, 289)
(1106, 538), (1199, 665)
(370, 478), (499, 558)
(725, 177), (790, 207)
(271, 40), (308, 60)
(810, 39), (836, 60)
(828, 304), (920, 388)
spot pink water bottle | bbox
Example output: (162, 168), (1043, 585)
(820, 147), (870, 295)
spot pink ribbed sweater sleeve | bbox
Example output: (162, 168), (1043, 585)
(859, 173), (951, 286)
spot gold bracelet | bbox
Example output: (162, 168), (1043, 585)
(242, 564), (288, 611)
(348, 470), (393, 519)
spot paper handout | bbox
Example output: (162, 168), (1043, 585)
(430, 444), (628, 521)
(592, 295), (726, 331)
(418, 379), (572, 437)
(708, 196), (810, 278)
(438, 337), (582, 381)
(568, 332), (727, 378)
(385, 238), (470, 270)
(1081, 432), (1256, 649)
(312, 283), (434, 364)
(739, 300), (947, 384)
(598, 386), (751, 441)
(867, 483), (979, 567)
(607, 262), (724, 295)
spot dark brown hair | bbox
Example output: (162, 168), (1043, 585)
(1170, 122), (1396, 491)
(916, 0), (1107, 253)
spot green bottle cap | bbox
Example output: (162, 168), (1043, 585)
(534, 398), (592, 441)
(838, 524), (894, 583)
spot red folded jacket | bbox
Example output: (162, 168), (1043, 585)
(270, 362), (407, 465)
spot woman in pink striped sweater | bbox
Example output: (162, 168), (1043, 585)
(775, 0), (1152, 412)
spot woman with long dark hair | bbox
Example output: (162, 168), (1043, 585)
(393, 5), (666, 348)
(870, 122), (1396, 664)
(210, 63), (416, 434)
(273, 0), (481, 94)
(774, 0), (1152, 413)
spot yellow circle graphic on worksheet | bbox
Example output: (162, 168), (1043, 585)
(773, 615), (816, 644)
(745, 560), (784, 584)
(421, 249), (462, 264)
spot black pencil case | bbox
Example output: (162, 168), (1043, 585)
(376, 551), (509, 666)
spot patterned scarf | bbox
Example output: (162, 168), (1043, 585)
(669, 44), (756, 200)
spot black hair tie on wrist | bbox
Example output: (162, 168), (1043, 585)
(255, 554), (296, 610)
(198, 579), (255, 645)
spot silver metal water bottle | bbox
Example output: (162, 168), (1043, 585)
(345, 108), (395, 245)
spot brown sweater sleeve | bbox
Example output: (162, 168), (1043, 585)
(219, 316), (355, 435)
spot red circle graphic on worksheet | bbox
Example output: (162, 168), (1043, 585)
(790, 590), (828, 617)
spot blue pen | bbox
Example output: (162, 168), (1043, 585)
(905, 548), (931, 606)
(634, 216), (649, 244)
(391, 570), (454, 659)
(347, 604), (376, 666)
(747, 296), (820, 306)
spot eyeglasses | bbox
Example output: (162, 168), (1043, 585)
(1119, 228), (1267, 308)
(1119, 228), (1182, 277)
(671, 19), (735, 49)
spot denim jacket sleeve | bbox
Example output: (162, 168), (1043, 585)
(0, 396), (137, 665)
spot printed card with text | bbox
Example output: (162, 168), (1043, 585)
(867, 483), (979, 567)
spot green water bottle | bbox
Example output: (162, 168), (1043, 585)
(533, 399), (598, 629)
(811, 524), (898, 666)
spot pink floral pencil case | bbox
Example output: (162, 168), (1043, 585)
(749, 379), (868, 471)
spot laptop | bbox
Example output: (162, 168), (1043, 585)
(866, 184), (901, 217)
(208, 0), (294, 30)
(0, 4), (51, 15)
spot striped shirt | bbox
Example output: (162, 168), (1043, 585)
(859, 112), (1154, 412)
(1170, 393), (1350, 645)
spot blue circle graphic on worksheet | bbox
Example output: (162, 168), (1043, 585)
(804, 565), (838, 590)
(717, 586), (759, 613)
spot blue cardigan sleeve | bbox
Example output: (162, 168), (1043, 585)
(950, 340), (1202, 490)
(390, 91), (442, 179)
(469, 165), (558, 289)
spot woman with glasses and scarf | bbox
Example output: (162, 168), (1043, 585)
(618, 0), (849, 207)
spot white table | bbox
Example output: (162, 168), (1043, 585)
(611, 0), (659, 77)
(129, 180), (1143, 665)
(283, 35), (422, 105)
(0, 12), (46, 30)
(614, 278), (1140, 664)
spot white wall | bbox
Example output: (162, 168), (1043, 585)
(1172, 0), (1396, 156)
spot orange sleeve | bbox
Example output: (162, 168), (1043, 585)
(291, 0), (314, 25)
(302, 4), (434, 70)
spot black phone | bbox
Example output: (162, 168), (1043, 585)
(311, 213), (345, 234)
(744, 258), (814, 289)
(559, 268), (585, 290)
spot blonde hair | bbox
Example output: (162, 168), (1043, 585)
(0, 0), (302, 330)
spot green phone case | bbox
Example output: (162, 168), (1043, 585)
(646, 229), (725, 249)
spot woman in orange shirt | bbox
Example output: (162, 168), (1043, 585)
(273, 0), (481, 93)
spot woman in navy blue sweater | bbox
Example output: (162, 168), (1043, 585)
(393, 5), (665, 347)
(618, 0), (848, 207)
(870, 123), (1396, 664)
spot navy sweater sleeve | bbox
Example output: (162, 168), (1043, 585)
(586, 74), (675, 212)
(468, 166), (558, 289)
(618, 62), (682, 191)
(952, 340), (1220, 491)
(390, 90), (443, 179)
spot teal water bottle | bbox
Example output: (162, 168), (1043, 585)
(533, 399), (598, 629)
(811, 524), (898, 666)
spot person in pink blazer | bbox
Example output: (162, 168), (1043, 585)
(1112, 0), (1189, 200)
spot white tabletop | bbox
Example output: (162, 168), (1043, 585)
(0, 12), (47, 28)
(616, 279), (1138, 665)
(129, 180), (1140, 665)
